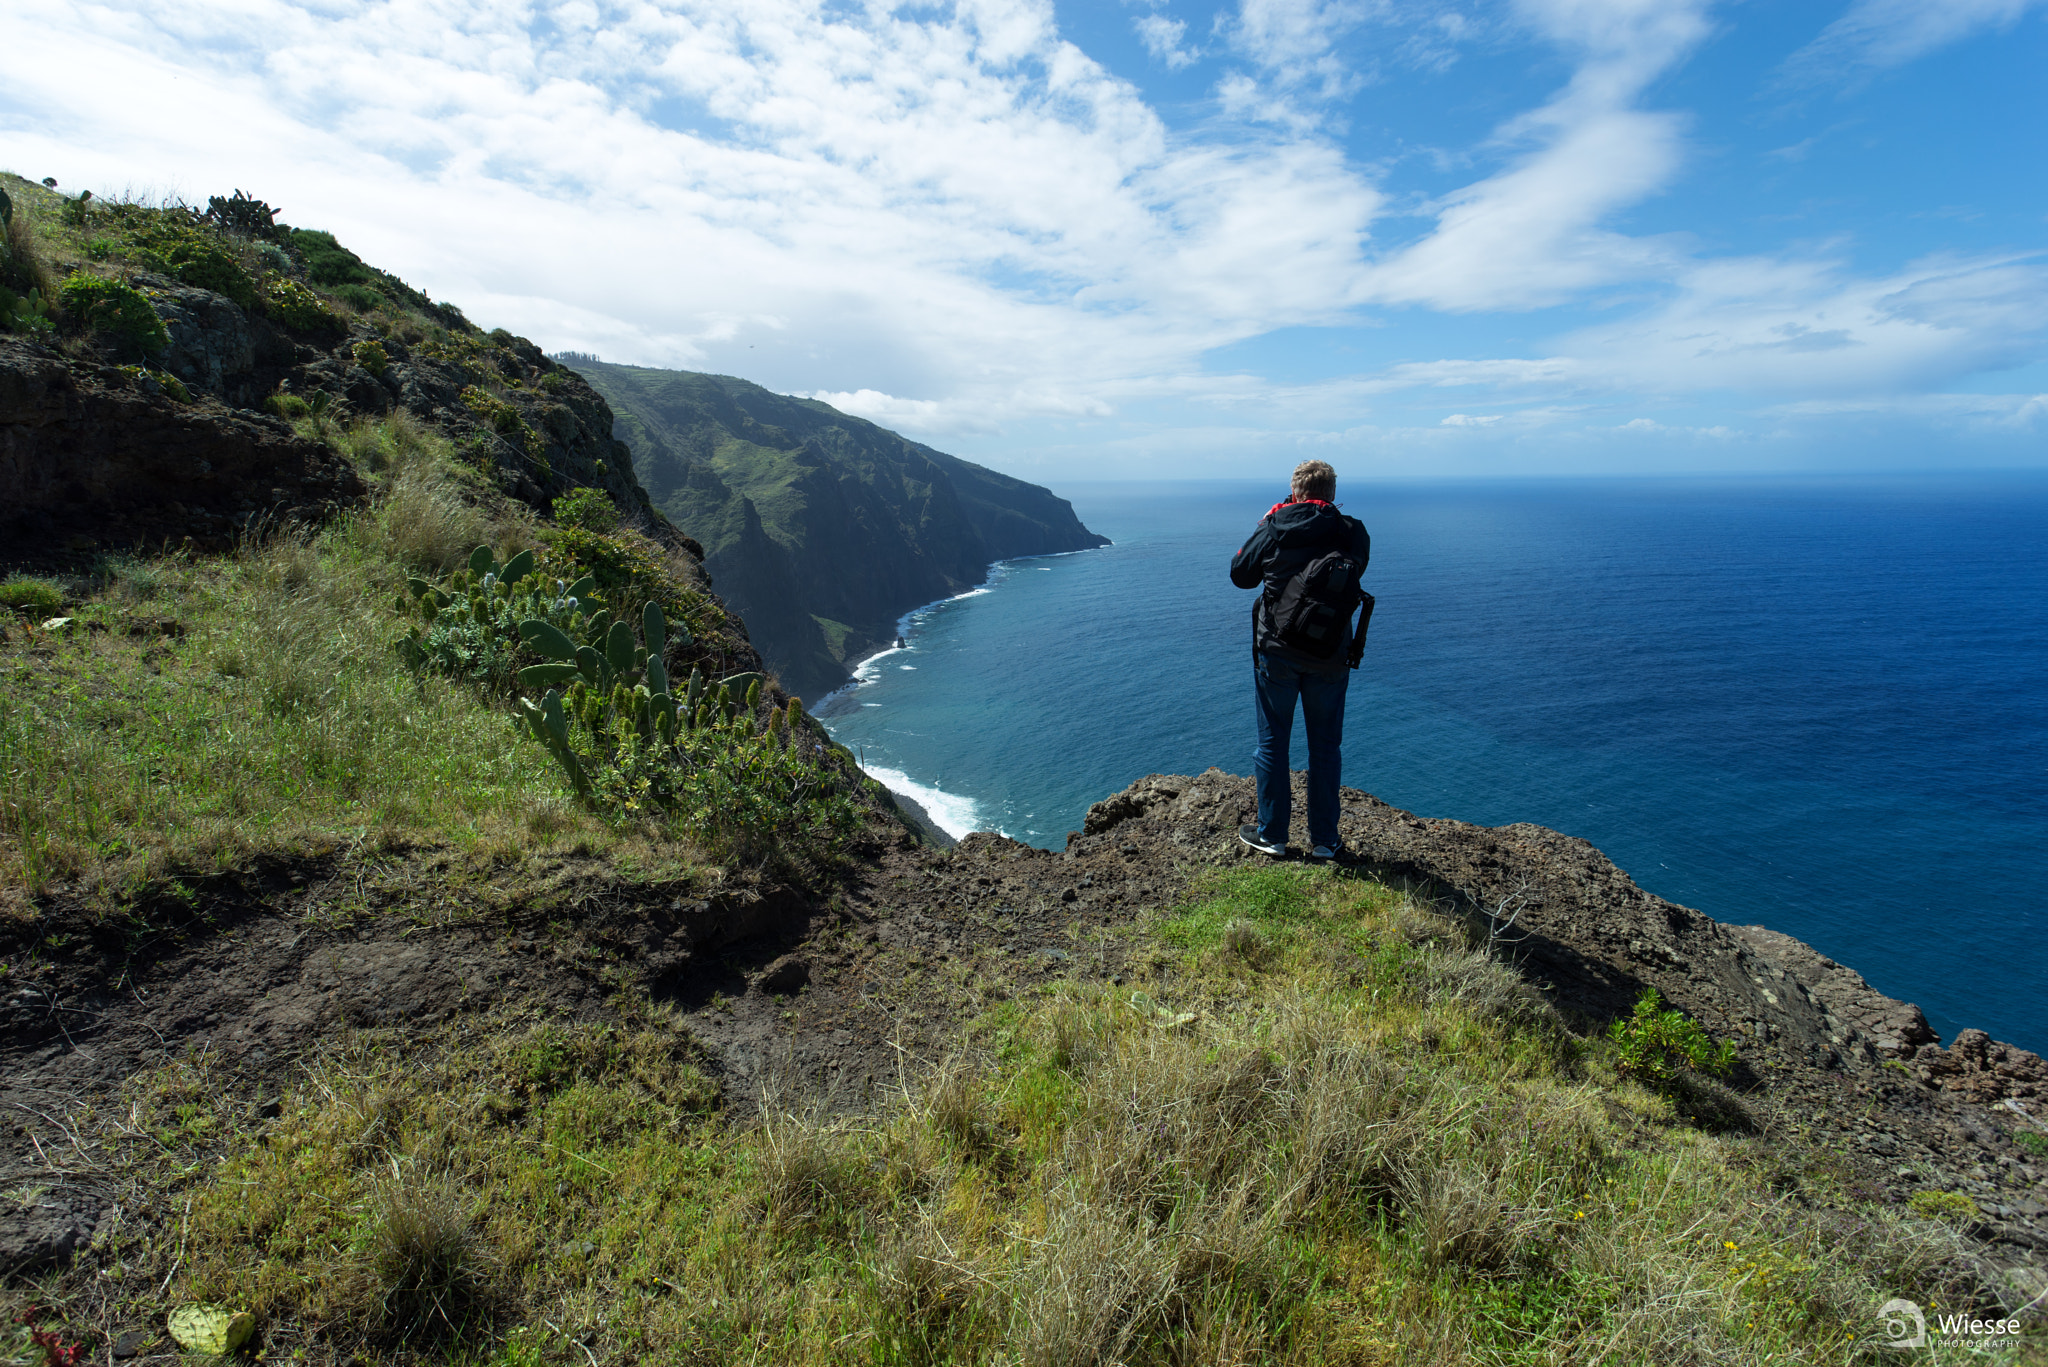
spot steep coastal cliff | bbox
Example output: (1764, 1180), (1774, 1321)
(565, 362), (1108, 699)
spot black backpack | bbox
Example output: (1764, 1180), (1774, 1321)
(1268, 548), (1371, 661)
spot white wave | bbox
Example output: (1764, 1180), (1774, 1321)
(817, 547), (1100, 709)
(863, 764), (981, 839)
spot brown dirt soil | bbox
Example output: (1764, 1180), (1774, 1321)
(4, 770), (2045, 1322)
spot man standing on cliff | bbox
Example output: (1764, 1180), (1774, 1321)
(1229, 460), (1370, 860)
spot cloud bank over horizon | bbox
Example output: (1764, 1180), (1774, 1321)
(4, 0), (2044, 479)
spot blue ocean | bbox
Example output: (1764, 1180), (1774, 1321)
(815, 476), (2048, 1055)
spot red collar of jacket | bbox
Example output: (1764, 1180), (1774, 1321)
(1266, 497), (1337, 518)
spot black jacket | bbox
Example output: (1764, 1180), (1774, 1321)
(1229, 500), (1371, 672)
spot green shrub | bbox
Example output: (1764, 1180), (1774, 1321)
(203, 190), (283, 241)
(2016, 1130), (2048, 1158)
(265, 392), (312, 419)
(1905, 1190), (1979, 1224)
(459, 385), (524, 437)
(539, 526), (695, 625)
(509, 602), (855, 857)
(120, 221), (259, 306)
(288, 228), (372, 287)
(59, 273), (168, 355)
(0, 576), (64, 614)
(1608, 989), (1736, 1085)
(335, 283), (383, 313)
(263, 276), (338, 333)
(164, 237), (256, 306)
(552, 486), (618, 534)
(352, 338), (389, 377)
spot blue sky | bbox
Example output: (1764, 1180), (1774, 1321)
(5, 0), (2045, 479)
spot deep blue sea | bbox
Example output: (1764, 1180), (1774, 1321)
(815, 476), (2048, 1055)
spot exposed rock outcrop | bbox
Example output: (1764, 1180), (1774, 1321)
(2, 277), (665, 560)
(1916, 1030), (2048, 1103)
(0, 337), (364, 551)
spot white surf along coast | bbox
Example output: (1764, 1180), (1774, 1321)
(814, 552), (1096, 842)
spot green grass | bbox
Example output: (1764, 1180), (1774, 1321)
(0, 440), (616, 904)
(0, 575), (65, 614)
(82, 867), (2001, 1366)
(813, 615), (856, 663)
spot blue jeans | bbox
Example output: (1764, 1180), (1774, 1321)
(1252, 653), (1349, 850)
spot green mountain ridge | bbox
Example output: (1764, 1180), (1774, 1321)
(567, 361), (1108, 699)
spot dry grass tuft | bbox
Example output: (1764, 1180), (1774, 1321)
(919, 1052), (1003, 1159)
(757, 1103), (862, 1229)
(355, 1173), (491, 1337)
(372, 465), (502, 573)
(1009, 1194), (1173, 1367)
(860, 1211), (995, 1364)
(1220, 918), (1267, 964)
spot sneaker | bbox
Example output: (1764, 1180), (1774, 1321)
(1238, 824), (1285, 857)
(1310, 842), (1343, 862)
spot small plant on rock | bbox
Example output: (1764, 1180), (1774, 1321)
(58, 273), (168, 356)
(552, 486), (619, 534)
(1905, 1190), (1980, 1224)
(262, 276), (338, 333)
(352, 337), (389, 377)
(1608, 989), (1736, 1085)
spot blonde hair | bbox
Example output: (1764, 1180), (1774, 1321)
(1291, 460), (1336, 502)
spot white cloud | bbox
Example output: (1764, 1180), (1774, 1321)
(1228, 0), (1373, 98)
(1, 0), (2039, 478)
(0, 0), (1386, 432)
(1784, 0), (2047, 79)
(1563, 252), (2048, 395)
(1614, 417), (1740, 437)
(1360, 0), (1711, 310)
(1768, 391), (2048, 428)
(1134, 13), (1200, 69)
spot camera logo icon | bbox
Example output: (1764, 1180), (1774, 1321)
(1877, 1298), (1927, 1349)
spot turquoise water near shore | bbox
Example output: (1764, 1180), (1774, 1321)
(815, 475), (2048, 1054)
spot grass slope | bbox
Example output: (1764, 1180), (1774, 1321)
(12, 863), (2010, 1366)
